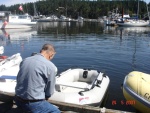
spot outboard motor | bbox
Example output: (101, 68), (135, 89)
(83, 70), (88, 78)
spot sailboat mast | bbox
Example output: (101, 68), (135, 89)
(33, 2), (37, 16)
(122, 0), (124, 18)
(26, 4), (28, 14)
(137, 0), (139, 19)
(146, 1), (150, 20)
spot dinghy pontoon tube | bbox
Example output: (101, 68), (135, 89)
(50, 68), (110, 106)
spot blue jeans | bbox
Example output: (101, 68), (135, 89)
(14, 97), (60, 113)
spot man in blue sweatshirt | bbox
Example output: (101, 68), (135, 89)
(15, 43), (60, 113)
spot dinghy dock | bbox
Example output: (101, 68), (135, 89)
(0, 99), (134, 113)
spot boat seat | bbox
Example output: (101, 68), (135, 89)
(55, 82), (89, 92)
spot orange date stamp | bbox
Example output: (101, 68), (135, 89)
(112, 100), (136, 105)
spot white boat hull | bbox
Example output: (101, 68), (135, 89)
(117, 20), (149, 27)
(0, 22), (36, 29)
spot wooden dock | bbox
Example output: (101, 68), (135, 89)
(48, 100), (135, 113)
(0, 99), (135, 113)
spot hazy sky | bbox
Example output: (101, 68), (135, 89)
(1, 0), (36, 6)
(1, 0), (150, 6)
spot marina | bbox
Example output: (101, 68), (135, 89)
(0, 21), (150, 112)
(0, 0), (150, 112)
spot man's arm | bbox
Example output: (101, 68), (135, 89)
(45, 70), (56, 99)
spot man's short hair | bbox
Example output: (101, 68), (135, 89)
(40, 44), (55, 52)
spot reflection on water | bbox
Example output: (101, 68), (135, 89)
(0, 33), (7, 46)
(104, 26), (150, 36)
(132, 37), (137, 71)
(1, 22), (150, 112)
(37, 21), (104, 36)
(0, 29), (37, 44)
(116, 26), (150, 33)
(0, 28), (37, 56)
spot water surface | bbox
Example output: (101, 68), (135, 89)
(1, 22), (150, 112)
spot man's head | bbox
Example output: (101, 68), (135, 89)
(40, 44), (56, 60)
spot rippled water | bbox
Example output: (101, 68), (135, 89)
(1, 22), (150, 112)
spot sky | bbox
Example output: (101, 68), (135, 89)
(1, 0), (36, 6)
(1, 0), (150, 6)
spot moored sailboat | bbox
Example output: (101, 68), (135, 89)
(117, 19), (149, 27)
(117, 0), (149, 27)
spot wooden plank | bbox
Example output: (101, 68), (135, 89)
(0, 96), (133, 113)
(48, 99), (134, 113)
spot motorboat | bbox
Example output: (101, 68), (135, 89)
(59, 15), (72, 22)
(8, 13), (36, 25)
(0, 68), (109, 106)
(123, 71), (150, 113)
(38, 15), (59, 22)
(50, 68), (110, 106)
(77, 16), (84, 23)
(0, 13), (37, 29)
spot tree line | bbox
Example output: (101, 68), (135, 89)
(0, 0), (149, 19)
